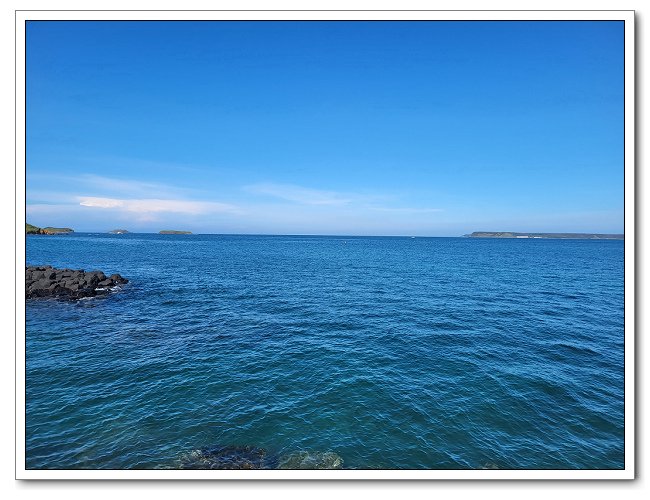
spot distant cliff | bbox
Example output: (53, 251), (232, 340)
(109, 229), (130, 234)
(159, 230), (192, 235)
(466, 232), (624, 240)
(26, 223), (74, 235)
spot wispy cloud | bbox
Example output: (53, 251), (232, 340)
(26, 190), (78, 204)
(27, 172), (448, 233)
(26, 203), (80, 214)
(77, 197), (240, 215)
(244, 183), (354, 206)
(28, 173), (242, 221)
(78, 174), (189, 197)
(243, 182), (444, 220)
(29, 173), (197, 199)
(367, 206), (443, 214)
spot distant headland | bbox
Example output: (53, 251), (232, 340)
(27, 225), (196, 235)
(465, 231), (624, 240)
(26, 223), (74, 235)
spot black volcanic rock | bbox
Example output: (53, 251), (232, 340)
(26, 266), (128, 300)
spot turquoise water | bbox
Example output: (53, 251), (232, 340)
(25, 234), (625, 469)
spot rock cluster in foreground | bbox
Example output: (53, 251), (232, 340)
(26, 266), (128, 300)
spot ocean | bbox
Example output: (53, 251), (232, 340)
(24, 234), (625, 469)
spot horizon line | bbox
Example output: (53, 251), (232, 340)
(25, 230), (626, 238)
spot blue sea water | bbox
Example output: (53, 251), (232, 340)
(25, 234), (625, 470)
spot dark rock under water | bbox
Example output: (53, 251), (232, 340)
(177, 445), (344, 470)
(277, 451), (343, 469)
(178, 445), (274, 470)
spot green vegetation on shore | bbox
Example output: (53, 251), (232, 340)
(159, 230), (192, 235)
(26, 223), (74, 235)
(26, 223), (41, 234)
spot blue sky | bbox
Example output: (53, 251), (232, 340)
(26, 21), (624, 235)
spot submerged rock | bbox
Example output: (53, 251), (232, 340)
(25, 265), (128, 300)
(178, 445), (273, 470)
(277, 451), (343, 469)
(177, 445), (344, 470)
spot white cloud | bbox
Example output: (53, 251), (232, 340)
(244, 183), (353, 206)
(77, 197), (240, 215)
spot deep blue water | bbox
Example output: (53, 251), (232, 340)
(25, 234), (625, 469)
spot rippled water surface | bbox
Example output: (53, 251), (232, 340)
(25, 234), (625, 469)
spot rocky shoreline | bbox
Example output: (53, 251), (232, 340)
(26, 266), (128, 300)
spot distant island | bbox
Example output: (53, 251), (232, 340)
(109, 229), (130, 234)
(26, 223), (74, 235)
(159, 230), (192, 235)
(466, 231), (624, 240)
